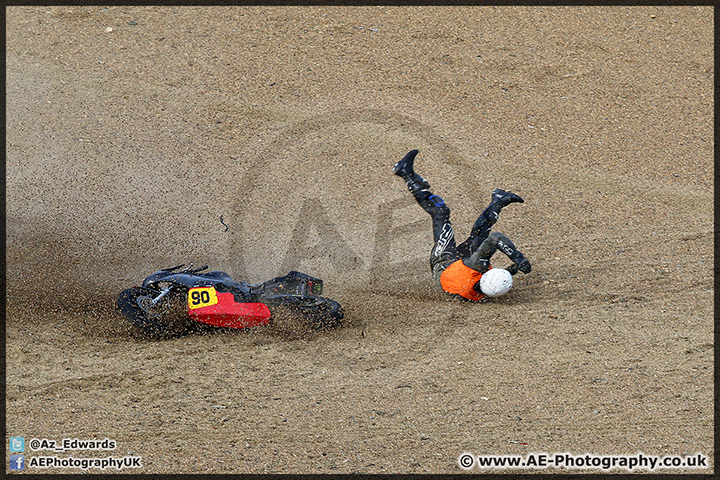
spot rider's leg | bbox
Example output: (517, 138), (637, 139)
(394, 150), (459, 279)
(456, 189), (524, 258)
(463, 231), (531, 274)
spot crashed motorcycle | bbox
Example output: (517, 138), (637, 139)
(117, 264), (343, 338)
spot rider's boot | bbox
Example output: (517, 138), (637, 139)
(394, 149), (430, 194)
(491, 188), (524, 207)
(479, 188), (524, 224)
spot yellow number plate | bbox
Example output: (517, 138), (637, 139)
(188, 287), (219, 309)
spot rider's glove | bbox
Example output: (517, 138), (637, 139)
(517, 258), (532, 274)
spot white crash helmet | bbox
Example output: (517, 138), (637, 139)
(479, 268), (513, 297)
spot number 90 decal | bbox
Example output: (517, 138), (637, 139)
(188, 287), (219, 309)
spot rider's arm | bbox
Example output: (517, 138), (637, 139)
(462, 250), (491, 273)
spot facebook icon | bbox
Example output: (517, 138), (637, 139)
(10, 455), (25, 470)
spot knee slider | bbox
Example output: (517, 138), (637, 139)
(428, 195), (450, 216)
(428, 194), (446, 208)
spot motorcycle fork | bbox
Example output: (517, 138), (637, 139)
(150, 286), (175, 305)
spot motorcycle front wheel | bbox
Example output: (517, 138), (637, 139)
(117, 286), (189, 339)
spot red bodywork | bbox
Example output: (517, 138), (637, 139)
(188, 291), (271, 329)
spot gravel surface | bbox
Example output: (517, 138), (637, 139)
(6, 5), (713, 474)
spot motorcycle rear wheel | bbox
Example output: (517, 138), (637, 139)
(117, 286), (189, 339)
(266, 295), (344, 331)
(296, 297), (344, 330)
